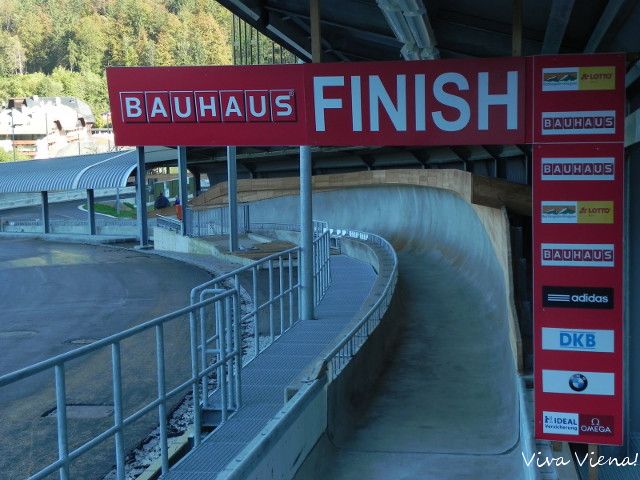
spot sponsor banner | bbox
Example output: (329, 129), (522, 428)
(107, 57), (527, 147)
(541, 157), (615, 181)
(541, 201), (613, 224)
(542, 411), (579, 435)
(541, 111), (615, 136)
(542, 66), (616, 92)
(533, 55), (625, 446)
(541, 327), (614, 353)
(542, 412), (614, 437)
(542, 370), (615, 396)
(540, 243), (614, 267)
(532, 53), (625, 143)
(542, 286), (613, 309)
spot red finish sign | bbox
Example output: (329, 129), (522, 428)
(532, 53), (625, 446)
(107, 58), (526, 147)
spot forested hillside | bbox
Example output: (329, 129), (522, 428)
(0, 0), (233, 124)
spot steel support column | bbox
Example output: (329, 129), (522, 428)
(41, 191), (50, 234)
(300, 146), (314, 320)
(136, 146), (149, 246)
(87, 189), (96, 235)
(227, 146), (239, 252)
(178, 146), (189, 236)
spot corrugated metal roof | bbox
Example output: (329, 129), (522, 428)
(0, 150), (137, 193)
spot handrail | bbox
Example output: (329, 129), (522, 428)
(318, 229), (398, 379)
(0, 291), (233, 387)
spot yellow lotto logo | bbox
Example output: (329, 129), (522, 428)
(577, 201), (614, 223)
(579, 66), (616, 90)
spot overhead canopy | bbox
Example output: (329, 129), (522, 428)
(0, 150), (138, 193)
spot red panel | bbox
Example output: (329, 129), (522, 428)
(531, 54), (625, 144)
(532, 142), (625, 445)
(107, 64), (309, 147)
(107, 58), (527, 147)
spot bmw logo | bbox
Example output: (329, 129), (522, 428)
(569, 373), (588, 392)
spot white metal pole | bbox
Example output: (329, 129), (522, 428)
(300, 145), (314, 320)
(227, 146), (239, 251)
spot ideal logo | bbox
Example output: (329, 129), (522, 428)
(542, 411), (579, 435)
(541, 157), (615, 181)
(542, 327), (614, 353)
(541, 111), (615, 135)
(541, 201), (613, 224)
(542, 370), (615, 396)
(542, 286), (613, 309)
(542, 412), (614, 436)
(541, 244), (614, 267)
(542, 66), (615, 92)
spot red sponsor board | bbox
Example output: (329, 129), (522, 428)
(531, 54), (625, 143)
(107, 64), (309, 147)
(107, 58), (526, 147)
(533, 144), (625, 445)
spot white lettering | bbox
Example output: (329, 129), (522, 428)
(125, 97), (142, 118)
(198, 96), (217, 117)
(369, 74), (407, 132)
(415, 74), (426, 131)
(478, 71), (518, 130)
(225, 96), (243, 118)
(173, 96), (192, 118)
(249, 95), (267, 118)
(314, 76), (344, 132)
(351, 76), (362, 132)
(274, 95), (292, 116)
(432, 73), (470, 132)
(150, 97), (168, 118)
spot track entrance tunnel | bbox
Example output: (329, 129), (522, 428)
(247, 184), (524, 479)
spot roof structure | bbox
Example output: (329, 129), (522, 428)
(0, 150), (137, 193)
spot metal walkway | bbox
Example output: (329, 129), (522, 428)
(166, 254), (377, 478)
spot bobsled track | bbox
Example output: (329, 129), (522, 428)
(248, 184), (524, 479)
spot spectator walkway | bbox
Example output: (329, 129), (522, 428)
(165, 254), (377, 479)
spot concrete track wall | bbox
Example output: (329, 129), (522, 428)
(246, 185), (522, 479)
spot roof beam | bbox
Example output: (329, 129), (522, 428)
(584, 0), (626, 52)
(626, 60), (640, 88)
(216, 0), (312, 60)
(541, 0), (575, 54)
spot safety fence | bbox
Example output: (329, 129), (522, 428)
(0, 220), (332, 480)
(185, 205), (250, 237)
(188, 220), (331, 449)
(0, 289), (240, 480)
(320, 229), (398, 379)
(0, 217), (156, 235)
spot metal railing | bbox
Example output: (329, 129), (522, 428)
(0, 218), (332, 480)
(320, 228), (398, 379)
(188, 222), (331, 447)
(0, 289), (240, 480)
(186, 205), (250, 237)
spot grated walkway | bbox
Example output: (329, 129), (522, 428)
(165, 254), (377, 479)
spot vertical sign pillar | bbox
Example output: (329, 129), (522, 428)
(532, 53), (626, 446)
(300, 145), (314, 321)
(41, 191), (50, 234)
(136, 146), (149, 247)
(227, 146), (239, 251)
(177, 146), (189, 236)
(87, 189), (96, 235)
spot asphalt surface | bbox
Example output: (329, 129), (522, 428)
(0, 238), (211, 479)
(0, 195), (136, 222)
